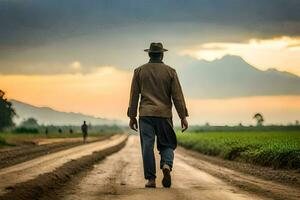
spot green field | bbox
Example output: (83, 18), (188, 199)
(177, 131), (300, 169)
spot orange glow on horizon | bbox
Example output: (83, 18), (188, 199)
(187, 96), (300, 125)
(1, 67), (132, 120)
(1, 67), (300, 125)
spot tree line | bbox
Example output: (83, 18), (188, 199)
(0, 90), (16, 131)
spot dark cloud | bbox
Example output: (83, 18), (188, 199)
(1, 0), (299, 47)
(0, 0), (299, 75)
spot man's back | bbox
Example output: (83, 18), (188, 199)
(128, 60), (188, 119)
(138, 62), (173, 117)
(81, 123), (87, 133)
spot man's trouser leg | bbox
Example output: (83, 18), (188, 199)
(139, 117), (156, 180)
(159, 148), (174, 170)
(154, 117), (177, 170)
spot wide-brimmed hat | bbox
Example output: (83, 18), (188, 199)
(144, 42), (168, 53)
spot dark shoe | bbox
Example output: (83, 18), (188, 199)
(162, 164), (171, 188)
(145, 179), (156, 188)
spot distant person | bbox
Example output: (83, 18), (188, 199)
(127, 42), (188, 188)
(69, 129), (73, 134)
(81, 121), (88, 143)
(58, 128), (62, 134)
(45, 128), (48, 136)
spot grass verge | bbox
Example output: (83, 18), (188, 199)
(0, 136), (14, 147)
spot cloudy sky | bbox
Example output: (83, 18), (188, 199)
(1, 0), (300, 125)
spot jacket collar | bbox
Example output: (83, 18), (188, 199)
(148, 59), (164, 63)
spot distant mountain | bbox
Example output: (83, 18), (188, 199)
(177, 55), (300, 98)
(11, 100), (120, 126)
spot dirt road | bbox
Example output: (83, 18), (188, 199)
(1, 135), (299, 200)
(46, 136), (300, 200)
(0, 135), (112, 168)
(0, 134), (127, 196)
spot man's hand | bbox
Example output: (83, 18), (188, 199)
(181, 117), (188, 132)
(129, 117), (138, 131)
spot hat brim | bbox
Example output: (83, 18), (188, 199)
(144, 49), (168, 52)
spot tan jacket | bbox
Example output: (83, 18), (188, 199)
(127, 60), (188, 119)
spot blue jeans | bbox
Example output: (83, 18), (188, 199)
(139, 116), (177, 180)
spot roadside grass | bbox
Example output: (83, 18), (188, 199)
(0, 135), (15, 147)
(177, 131), (300, 169)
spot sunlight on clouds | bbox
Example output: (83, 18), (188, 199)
(71, 61), (81, 70)
(180, 36), (300, 75)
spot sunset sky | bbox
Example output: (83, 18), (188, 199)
(1, 0), (300, 125)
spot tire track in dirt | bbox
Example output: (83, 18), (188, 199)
(0, 135), (112, 169)
(51, 136), (267, 200)
(176, 148), (300, 200)
(0, 134), (128, 200)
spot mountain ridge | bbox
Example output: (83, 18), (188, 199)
(11, 99), (120, 126)
(177, 55), (300, 98)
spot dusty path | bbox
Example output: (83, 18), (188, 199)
(0, 134), (127, 196)
(177, 148), (300, 200)
(0, 135), (112, 169)
(48, 136), (281, 200)
(34, 136), (102, 145)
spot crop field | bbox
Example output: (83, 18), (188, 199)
(177, 131), (300, 169)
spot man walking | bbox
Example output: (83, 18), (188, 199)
(127, 42), (188, 188)
(81, 121), (88, 143)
